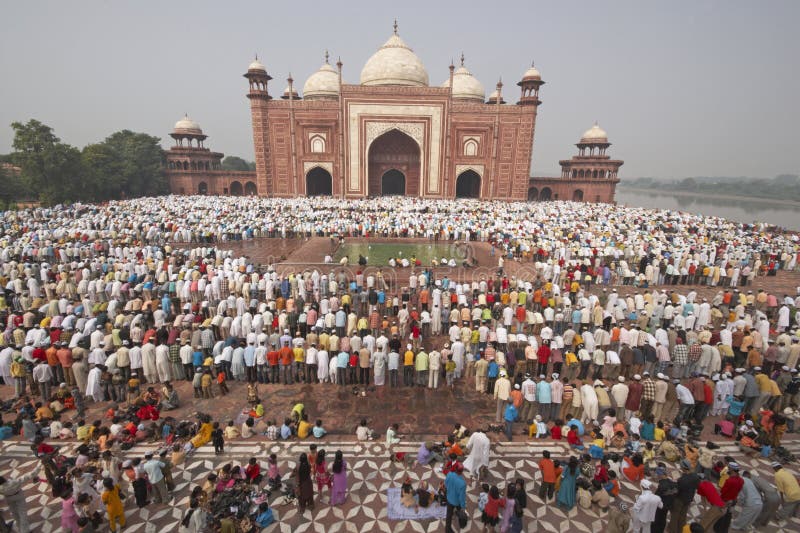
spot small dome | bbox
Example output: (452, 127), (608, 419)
(282, 85), (299, 100)
(303, 62), (340, 99)
(486, 89), (505, 104)
(441, 64), (484, 102)
(248, 58), (266, 72)
(580, 123), (609, 143)
(173, 114), (202, 135)
(360, 31), (429, 87)
(521, 65), (541, 81)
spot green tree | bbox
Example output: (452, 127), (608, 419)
(97, 130), (166, 198)
(221, 155), (253, 171)
(10, 120), (82, 205)
(679, 177), (698, 190)
(81, 142), (122, 200)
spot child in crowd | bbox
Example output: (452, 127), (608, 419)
(654, 421), (666, 441)
(626, 433), (642, 454)
(312, 419), (327, 438)
(211, 422), (224, 455)
(604, 470), (620, 498)
(267, 453), (281, 489)
(478, 483), (490, 512)
(550, 419), (563, 440)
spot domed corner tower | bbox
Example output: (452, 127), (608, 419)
(165, 115), (257, 196)
(528, 123), (623, 203)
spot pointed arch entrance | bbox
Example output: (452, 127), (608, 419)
(380, 169), (406, 195)
(455, 170), (481, 198)
(368, 129), (420, 196)
(306, 167), (333, 196)
(539, 187), (552, 201)
(244, 181), (257, 195)
(230, 181), (243, 196)
(572, 189), (584, 202)
(527, 187), (538, 201)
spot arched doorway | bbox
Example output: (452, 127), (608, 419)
(368, 129), (420, 196)
(455, 170), (481, 198)
(572, 189), (584, 202)
(198, 182), (208, 195)
(306, 167), (333, 196)
(527, 187), (538, 201)
(244, 181), (257, 195)
(381, 169), (406, 195)
(230, 181), (243, 196)
(539, 187), (552, 201)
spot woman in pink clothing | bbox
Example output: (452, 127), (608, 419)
(61, 488), (80, 533)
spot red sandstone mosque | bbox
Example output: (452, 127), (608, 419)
(165, 24), (622, 203)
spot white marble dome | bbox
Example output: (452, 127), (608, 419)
(303, 63), (340, 99)
(173, 114), (202, 135)
(248, 58), (266, 72)
(581, 123), (609, 143)
(360, 33), (429, 87)
(441, 65), (484, 102)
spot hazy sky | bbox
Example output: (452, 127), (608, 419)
(2, 1), (798, 179)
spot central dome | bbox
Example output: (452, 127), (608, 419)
(360, 32), (429, 87)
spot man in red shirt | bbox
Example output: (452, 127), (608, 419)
(720, 463), (744, 502)
(696, 478), (726, 530)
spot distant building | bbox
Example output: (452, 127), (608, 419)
(528, 123), (623, 203)
(164, 115), (256, 195)
(166, 23), (623, 202)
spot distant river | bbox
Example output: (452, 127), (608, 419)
(615, 188), (800, 230)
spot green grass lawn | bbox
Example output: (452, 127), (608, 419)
(333, 242), (468, 266)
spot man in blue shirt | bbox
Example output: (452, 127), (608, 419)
(504, 399), (518, 442)
(336, 350), (349, 386)
(444, 465), (467, 533)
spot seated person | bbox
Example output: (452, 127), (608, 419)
(414, 441), (443, 467)
(416, 480), (435, 508)
(445, 437), (463, 458)
(34, 402), (53, 423)
(224, 420), (240, 440)
(296, 414), (312, 439)
(241, 417), (256, 438)
(621, 453), (645, 482)
(356, 419), (374, 441)
(591, 479), (610, 511)
(312, 419), (326, 439)
(400, 478), (418, 511)
(159, 383), (179, 411)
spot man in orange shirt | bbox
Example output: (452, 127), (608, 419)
(267, 345), (280, 384)
(510, 383), (523, 409)
(538, 450), (557, 501)
(278, 342), (293, 384)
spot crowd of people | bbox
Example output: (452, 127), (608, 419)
(0, 195), (799, 531)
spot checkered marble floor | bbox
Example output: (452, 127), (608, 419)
(1, 437), (799, 532)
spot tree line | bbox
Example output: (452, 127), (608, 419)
(0, 119), (167, 208)
(620, 174), (800, 202)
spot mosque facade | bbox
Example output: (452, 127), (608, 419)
(165, 24), (622, 203)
